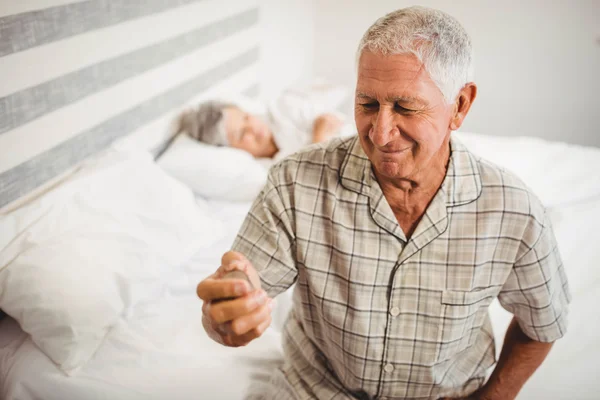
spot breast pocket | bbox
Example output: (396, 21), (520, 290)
(436, 286), (498, 363)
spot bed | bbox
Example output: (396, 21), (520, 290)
(1, 2), (599, 400)
(1, 135), (599, 400)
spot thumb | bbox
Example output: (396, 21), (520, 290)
(219, 251), (262, 290)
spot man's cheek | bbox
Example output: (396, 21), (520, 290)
(354, 119), (371, 135)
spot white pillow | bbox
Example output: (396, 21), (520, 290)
(0, 149), (223, 375)
(157, 134), (268, 202)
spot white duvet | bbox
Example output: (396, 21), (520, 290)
(0, 199), (287, 400)
(1, 133), (599, 400)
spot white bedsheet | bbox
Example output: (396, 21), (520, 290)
(2, 136), (599, 399)
(0, 199), (286, 400)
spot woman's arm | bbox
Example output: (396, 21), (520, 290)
(311, 113), (343, 143)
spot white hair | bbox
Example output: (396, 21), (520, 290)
(357, 6), (474, 103)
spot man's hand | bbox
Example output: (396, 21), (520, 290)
(197, 251), (273, 347)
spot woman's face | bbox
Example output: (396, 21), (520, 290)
(223, 107), (276, 158)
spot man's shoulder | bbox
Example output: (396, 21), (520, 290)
(473, 153), (546, 222)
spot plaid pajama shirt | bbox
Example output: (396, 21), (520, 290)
(232, 135), (571, 400)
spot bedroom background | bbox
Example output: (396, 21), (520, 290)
(262, 0), (600, 147)
(0, 1), (599, 399)
(1, 0), (598, 210)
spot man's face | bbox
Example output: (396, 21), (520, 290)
(355, 51), (455, 182)
(224, 107), (274, 157)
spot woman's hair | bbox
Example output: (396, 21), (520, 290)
(357, 6), (474, 103)
(178, 101), (236, 146)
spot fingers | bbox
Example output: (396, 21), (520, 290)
(228, 299), (273, 336)
(205, 289), (268, 323)
(219, 251), (261, 290)
(223, 310), (273, 347)
(221, 270), (254, 290)
(203, 297), (274, 347)
(221, 251), (248, 272)
(196, 276), (251, 302)
(199, 251), (270, 348)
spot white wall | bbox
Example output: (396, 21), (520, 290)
(259, 0), (315, 99)
(314, 0), (600, 147)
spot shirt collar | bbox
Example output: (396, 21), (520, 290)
(339, 135), (482, 207)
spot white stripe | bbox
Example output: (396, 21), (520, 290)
(0, 0), (257, 97)
(115, 67), (260, 153)
(0, 26), (259, 173)
(0, 0), (86, 18)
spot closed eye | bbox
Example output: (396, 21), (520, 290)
(395, 103), (417, 113)
(360, 102), (378, 111)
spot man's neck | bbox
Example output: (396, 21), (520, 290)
(375, 138), (451, 235)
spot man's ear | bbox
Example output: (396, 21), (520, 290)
(449, 83), (477, 131)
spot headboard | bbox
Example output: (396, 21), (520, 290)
(0, 0), (260, 210)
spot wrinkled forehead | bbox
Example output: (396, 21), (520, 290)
(356, 51), (442, 102)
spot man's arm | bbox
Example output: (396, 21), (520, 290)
(469, 210), (570, 400)
(473, 317), (554, 400)
(311, 113), (343, 143)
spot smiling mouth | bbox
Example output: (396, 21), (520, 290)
(378, 147), (411, 154)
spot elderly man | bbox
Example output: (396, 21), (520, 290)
(197, 6), (570, 400)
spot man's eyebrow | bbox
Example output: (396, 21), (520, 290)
(388, 95), (428, 105)
(356, 92), (374, 100)
(356, 92), (429, 106)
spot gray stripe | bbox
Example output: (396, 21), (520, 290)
(0, 8), (258, 135)
(0, 47), (259, 208)
(0, 0), (206, 58)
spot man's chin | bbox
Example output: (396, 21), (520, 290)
(374, 160), (411, 180)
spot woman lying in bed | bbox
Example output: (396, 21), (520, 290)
(178, 91), (347, 160)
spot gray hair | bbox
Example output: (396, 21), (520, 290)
(357, 6), (474, 103)
(178, 101), (236, 146)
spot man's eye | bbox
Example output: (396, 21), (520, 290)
(360, 103), (378, 110)
(395, 104), (416, 113)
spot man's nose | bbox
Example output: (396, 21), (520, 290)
(369, 109), (397, 147)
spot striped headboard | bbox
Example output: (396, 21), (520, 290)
(0, 0), (261, 210)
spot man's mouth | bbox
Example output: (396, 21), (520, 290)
(378, 146), (411, 154)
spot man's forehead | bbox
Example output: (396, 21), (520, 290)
(358, 51), (424, 73)
(357, 52), (439, 103)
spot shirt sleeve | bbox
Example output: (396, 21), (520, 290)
(230, 167), (298, 298)
(498, 211), (572, 342)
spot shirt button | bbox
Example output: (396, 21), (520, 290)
(384, 363), (394, 373)
(390, 306), (400, 316)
